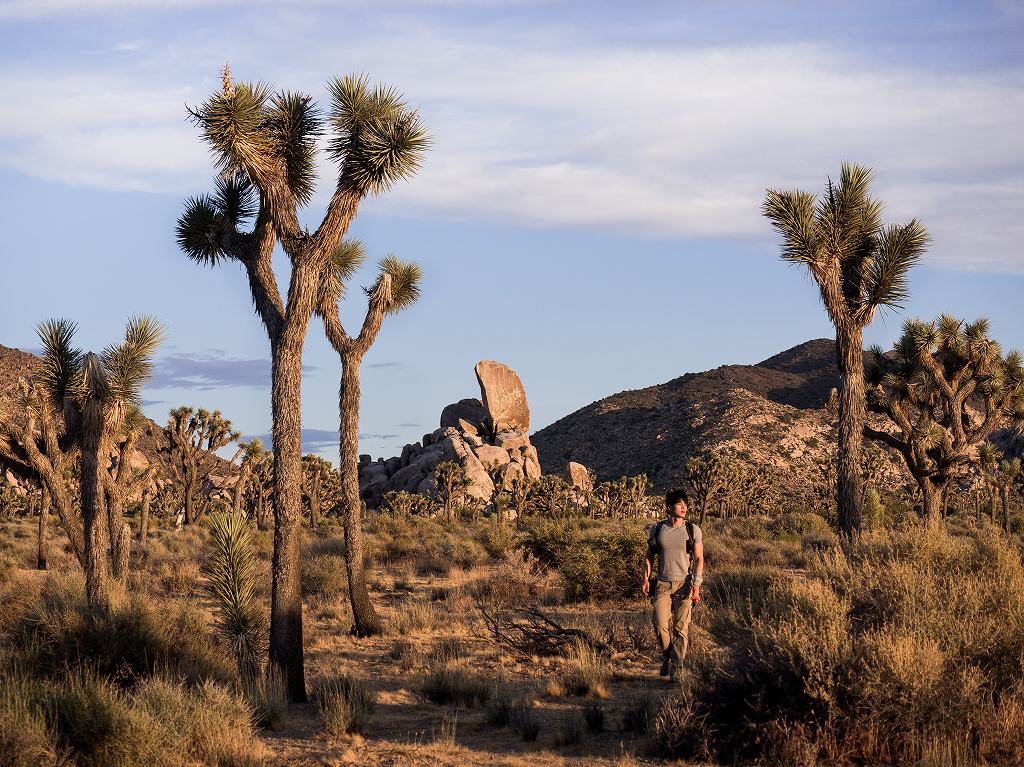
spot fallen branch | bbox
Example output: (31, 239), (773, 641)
(476, 599), (613, 658)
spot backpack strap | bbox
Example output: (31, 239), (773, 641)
(685, 520), (696, 572)
(648, 519), (665, 549)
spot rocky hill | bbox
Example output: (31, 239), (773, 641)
(531, 339), (901, 497)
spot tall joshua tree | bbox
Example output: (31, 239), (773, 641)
(320, 249), (422, 636)
(864, 316), (1024, 528)
(161, 407), (241, 524)
(177, 68), (427, 698)
(763, 163), (929, 537)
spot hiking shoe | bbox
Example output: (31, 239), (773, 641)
(658, 658), (671, 677)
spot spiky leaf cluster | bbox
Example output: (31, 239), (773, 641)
(327, 74), (429, 196)
(205, 512), (265, 682)
(763, 163), (929, 326)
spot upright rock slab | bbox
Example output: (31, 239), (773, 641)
(475, 361), (530, 434)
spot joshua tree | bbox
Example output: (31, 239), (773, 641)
(979, 441), (1002, 523)
(0, 318), (162, 609)
(161, 407), (240, 525)
(865, 316), (1024, 528)
(301, 454), (340, 529)
(103, 411), (157, 578)
(686, 452), (727, 524)
(993, 458), (1022, 533)
(319, 249), (422, 635)
(435, 461), (471, 523)
(178, 67), (426, 699)
(233, 438), (266, 515)
(764, 164), (928, 537)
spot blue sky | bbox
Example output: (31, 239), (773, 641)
(1, 0), (1022, 461)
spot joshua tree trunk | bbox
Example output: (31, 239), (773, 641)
(339, 355), (383, 636)
(81, 428), (112, 611)
(835, 328), (865, 538)
(307, 475), (321, 529)
(183, 477), (197, 525)
(920, 478), (943, 530)
(37, 488), (50, 570)
(139, 488), (151, 540)
(268, 334), (308, 703)
(1002, 487), (1011, 534)
(106, 489), (130, 580)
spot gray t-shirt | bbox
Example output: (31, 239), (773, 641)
(649, 520), (702, 582)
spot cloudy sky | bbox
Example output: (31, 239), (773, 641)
(1, 0), (1022, 461)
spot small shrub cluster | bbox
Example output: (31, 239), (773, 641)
(486, 689), (540, 741)
(312, 675), (376, 736)
(560, 640), (610, 699)
(416, 666), (493, 708)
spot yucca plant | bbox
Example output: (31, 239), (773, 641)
(177, 66), (427, 700)
(764, 164), (929, 538)
(205, 512), (265, 685)
(865, 315), (1024, 528)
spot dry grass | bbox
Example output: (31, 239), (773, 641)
(312, 674), (376, 737)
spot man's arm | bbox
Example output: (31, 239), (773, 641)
(641, 542), (655, 595)
(690, 541), (704, 600)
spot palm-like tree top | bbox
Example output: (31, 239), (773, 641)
(763, 163), (929, 328)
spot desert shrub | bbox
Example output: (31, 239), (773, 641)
(621, 692), (657, 733)
(312, 675), (376, 736)
(468, 551), (560, 608)
(9, 575), (231, 686)
(477, 522), (517, 560)
(427, 637), (465, 667)
(519, 518), (581, 566)
(558, 523), (647, 602)
(583, 700), (604, 733)
(132, 676), (268, 766)
(665, 527), (1024, 765)
(387, 639), (417, 663)
(389, 598), (437, 635)
(0, 674), (58, 767)
(246, 668), (288, 730)
(416, 666), (493, 708)
(553, 710), (585, 747)
(300, 552), (348, 598)
(560, 640), (610, 698)
(486, 689), (536, 731)
(769, 511), (831, 538)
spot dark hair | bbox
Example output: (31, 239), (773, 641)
(665, 488), (689, 507)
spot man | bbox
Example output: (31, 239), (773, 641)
(641, 488), (704, 680)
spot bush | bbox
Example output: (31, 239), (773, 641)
(0, 675), (58, 767)
(769, 511), (831, 538)
(487, 687), (541, 740)
(417, 666), (493, 708)
(312, 675), (376, 736)
(9, 575), (231, 686)
(557, 523), (648, 602)
(246, 668), (288, 730)
(664, 527), (1024, 765)
(560, 640), (610, 698)
(301, 552), (348, 598)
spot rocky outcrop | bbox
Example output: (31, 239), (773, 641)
(358, 361), (540, 507)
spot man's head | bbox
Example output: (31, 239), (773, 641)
(665, 488), (689, 520)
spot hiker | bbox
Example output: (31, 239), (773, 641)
(641, 488), (704, 679)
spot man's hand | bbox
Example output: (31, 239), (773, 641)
(641, 579), (650, 596)
(690, 584), (701, 603)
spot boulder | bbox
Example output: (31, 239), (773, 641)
(474, 444), (511, 467)
(502, 461), (525, 489)
(464, 432), (483, 448)
(566, 461), (593, 492)
(440, 398), (487, 431)
(523, 453), (542, 480)
(495, 430), (531, 451)
(475, 361), (530, 433)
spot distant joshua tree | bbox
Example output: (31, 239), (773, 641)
(301, 453), (340, 529)
(764, 163), (929, 538)
(317, 250), (421, 637)
(865, 316), (1024, 528)
(160, 406), (240, 525)
(177, 67), (427, 699)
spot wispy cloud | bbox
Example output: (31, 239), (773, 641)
(1, 15), (1021, 270)
(249, 428), (399, 455)
(150, 350), (318, 390)
(367, 361), (404, 369)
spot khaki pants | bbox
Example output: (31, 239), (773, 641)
(651, 579), (693, 668)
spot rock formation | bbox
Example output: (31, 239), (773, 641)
(358, 361), (541, 506)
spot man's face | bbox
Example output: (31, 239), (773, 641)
(667, 500), (688, 520)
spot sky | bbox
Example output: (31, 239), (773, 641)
(1, 0), (1022, 462)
